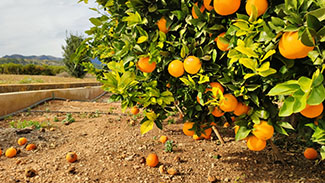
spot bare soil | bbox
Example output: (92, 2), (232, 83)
(0, 94), (324, 183)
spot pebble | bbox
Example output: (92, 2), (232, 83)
(25, 168), (37, 178)
(167, 168), (178, 175)
(208, 175), (217, 182)
(68, 167), (77, 174)
(159, 165), (166, 174)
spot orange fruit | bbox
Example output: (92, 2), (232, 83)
(131, 106), (139, 115)
(215, 32), (229, 51)
(183, 122), (195, 136)
(166, 83), (171, 88)
(210, 82), (225, 94)
(18, 137), (27, 146)
(219, 93), (238, 112)
(184, 56), (201, 74)
(300, 103), (323, 118)
(157, 17), (169, 34)
(168, 60), (184, 77)
(233, 102), (250, 116)
(159, 136), (168, 143)
(193, 134), (201, 140)
(214, 0), (241, 16)
(5, 147), (17, 158)
(146, 153), (159, 167)
(66, 152), (78, 163)
(192, 2), (205, 19)
(304, 148), (318, 160)
(203, 0), (214, 11)
(210, 122), (217, 126)
(247, 136), (266, 151)
(26, 144), (36, 151)
(137, 57), (156, 73)
(231, 116), (236, 122)
(223, 122), (230, 128)
(0, 149), (2, 157)
(279, 31), (315, 59)
(212, 107), (225, 117)
(245, 0), (268, 17)
(252, 121), (274, 140)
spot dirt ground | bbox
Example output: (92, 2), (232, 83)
(0, 74), (97, 84)
(0, 94), (324, 183)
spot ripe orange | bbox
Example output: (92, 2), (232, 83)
(137, 57), (156, 73)
(215, 32), (229, 51)
(18, 137), (27, 146)
(26, 144), (36, 151)
(247, 136), (266, 151)
(212, 107), (225, 117)
(304, 148), (318, 160)
(203, 0), (214, 11)
(66, 152), (78, 163)
(214, 0), (241, 16)
(210, 82), (225, 94)
(157, 17), (169, 34)
(184, 56), (201, 74)
(210, 122), (217, 126)
(159, 136), (168, 143)
(252, 121), (274, 140)
(279, 31), (315, 59)
(183, 122), (195, 136)
(233, 102), (250, 116)
(193, 134), (201, 140)
(131, 106), (139, 115)
(192, 2), (205, 19)
(300, 103), (323, 118)
(245, 0), (268, 17)
(166, 83), (171, 88)
(146, 153), (159, 167)
(5, 147), (17, 158)
(0, 149), (2, 157)
(223, 122), (230, 128)
(168, 60), (184, 77)
(219, 94), (238, 112)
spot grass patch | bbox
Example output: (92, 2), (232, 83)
(9, 120), (51, 129)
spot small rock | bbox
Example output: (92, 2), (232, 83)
(139, 157), (145, 164)
(167, 168), (178, 175)
(208, 175), (217, 182)
(224, 177), (230, 182)
(39, 128), (45, 132)
(68, 167), (77, 174)
(125, 155), (134, 161)
(173, 156), (181, 163)
(159, 165), (166, 174)
(133, 165), (140, 170)
(49, 128), (56, 131)
(25, 168), (37, 178)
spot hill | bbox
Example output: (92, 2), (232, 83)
(0, 54), (64, 66)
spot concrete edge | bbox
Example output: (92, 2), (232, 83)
(0, 86), (105, 118)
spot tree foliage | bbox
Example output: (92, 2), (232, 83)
(62, 33), (90, 78)
(77, 0), (325, 159)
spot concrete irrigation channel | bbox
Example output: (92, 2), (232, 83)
(0, 82), (106, 120)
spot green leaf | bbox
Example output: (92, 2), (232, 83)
(279, 96), (295, 117)
(320, 146), (325, 160)
(146, 112), (157, 121)
(278, 121), (295, 130)
(301, 28), (315, 47)
(137, 36), (148, 43)
(235, 46), (259, 58)
(258, 68), (277, 77)
(307, 84), (325, 105)
(261, 50), (276, 62)
(140, 120), (154, 135)
(308, 8), (325, 22)
(239, 58), (257, 71)
(268, 81), (300, 96)
(89, 18), (102, 26)
(307, 14), (321, 31)
(298, 76), (312, 93)
(235, 126), (251, 141)
(311, 69), (323, 87)
(274, 123), (289, 136)
(244, 73), (257, 79)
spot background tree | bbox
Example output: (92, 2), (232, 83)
(62, 33), (90, 78)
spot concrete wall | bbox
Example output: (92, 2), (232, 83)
(0, 82), (101, 93)
(0, 86), (104, 118)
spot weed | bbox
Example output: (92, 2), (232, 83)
(9, 120), (50, 129)
(167, 119), (175, 125)
(62, 113), (75, 125)
(18, 77), (44, 84)
(53, 116), (59, 122)
(164, 140), (176, 153)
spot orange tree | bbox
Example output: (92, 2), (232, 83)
(77, 0), (325, 159)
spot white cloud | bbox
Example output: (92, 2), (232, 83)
(0, 0), (101, 58)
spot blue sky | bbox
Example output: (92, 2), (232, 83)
(0, 0), (100, 58)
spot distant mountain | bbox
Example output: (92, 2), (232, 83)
(3, 54), (63, 61)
